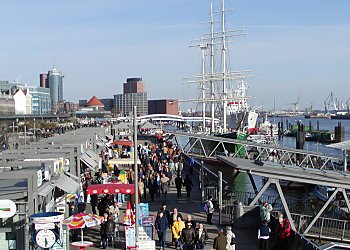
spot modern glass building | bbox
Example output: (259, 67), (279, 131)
(47, 67), (63, 104)
(27, 86), (51, 115)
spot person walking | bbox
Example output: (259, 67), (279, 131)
(184, 175), (193, 198)
(160, 173), (170, 201)
(226, 226), (236, 250)
(213, 229), (226, 250)
(195, 223), (208, 249)
(258, 220), (271, 250)
(155, 211), (168, 250)
(206, 196), (214, 224)
(277, 215), (291, 250)
(181, 221), (196, 250)
(172, 216), (185, 250)
(175, 174), (183, 197)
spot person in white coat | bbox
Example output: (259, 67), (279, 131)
(226, 226), (236, 250)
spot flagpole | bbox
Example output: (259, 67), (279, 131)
(133, 106), (139, 245)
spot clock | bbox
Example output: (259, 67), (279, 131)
(36, 229), (56, 248)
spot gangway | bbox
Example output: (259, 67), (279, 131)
(169, 131), (342, 170)
(216, 156), (350, 243)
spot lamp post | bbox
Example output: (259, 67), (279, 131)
(133, 106), (139, 245)
(33, 118), (36, 139)
(16, 118), (19, 134)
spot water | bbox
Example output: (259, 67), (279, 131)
(265, 115), (350, 156)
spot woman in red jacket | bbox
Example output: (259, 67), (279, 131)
(278, 216), (290, 250)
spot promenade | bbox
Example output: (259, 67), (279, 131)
(79, 163), (259, 250)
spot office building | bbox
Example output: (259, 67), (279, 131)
(47, 67), (63, 104)
(26, 86), (51, 115)
(148, 99), (179, 115)
(0, 94), (15, 116)
(79, 99), (87, 107)
(114, 92), (148, 116)
(39, 73), (48, 88)
(123, 78), (144, 94)
(100, 98), (114, 111)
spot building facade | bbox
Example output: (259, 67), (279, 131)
(114, 92), (148, 116)
(47, 67), (63, 104)
(27, 86), (51, 115)
(13, 89), (32, 115)
(0, 94), (15, 116)
(123, 78), (144, 94)
(100, 98), (114, 111)
(39, 73), (48, 88)
(148, 99), (179, 115)
(79, 99), (87, 107)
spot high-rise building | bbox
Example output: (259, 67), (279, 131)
(39, 73), (48, 88)
(26, 86), (51, 115)
(148, 99), (179, 115)
(114, 92), (148, 116)
(47, 67), (63, 104)
(123, 78), (144, 94)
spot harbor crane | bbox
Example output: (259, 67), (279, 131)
(324, 92), (338, 113)
(286, 92), (301, 112)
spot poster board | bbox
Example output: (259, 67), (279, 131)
(125, 226), (136, 249)
(138, 226), (154, 241)
(137, 203), (149, 225)
(137, 240), (155, 250)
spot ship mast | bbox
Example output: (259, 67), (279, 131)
(200, 38), (207, 130)
(221, 0), (228, 133)
(210, 0), (216, 133)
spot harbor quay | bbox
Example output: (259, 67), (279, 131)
(0, 120), (349, 250)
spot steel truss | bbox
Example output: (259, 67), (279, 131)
(218, 156), (350, 238)
(170, 132), (342, 170)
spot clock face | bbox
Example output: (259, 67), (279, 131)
(36, 229), (56, 248)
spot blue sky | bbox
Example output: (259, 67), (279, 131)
(1, 0), (350, 111)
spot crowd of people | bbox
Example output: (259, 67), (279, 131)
(75, 132), (296, 250)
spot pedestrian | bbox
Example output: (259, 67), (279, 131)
(258, 220), (271, 250)
(226, 226), (236, 250)
(148, 175), (157, 202)
(188, 156), (195, 175)
(184, 175), (193, 198)
(181, 221), (196, 250)
(138, 178), (144, 203)
(175, 174), (183, 197)
(185, 214), (196, 229)
(195, 223), (208, 249)
(160, 173), (170, 201)
(277, 215), (291, 250)
(155, 211), (168, 250)
(172, 216), (185, 250)
(158, 203), (171, 226)
(260, 201), (273, 222)
(213, 229), (226, 250)
(90, 193), (98, 215)
(206, 196), (214, 225)
(100, 213), (109, 249)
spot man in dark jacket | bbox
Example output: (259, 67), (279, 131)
(105, 215), (116, 247)
(213, 229), (227, 250)
(175, 175), (183, 197)
(155, 211), (168, 250)
(181, 221), (196, 250)
(195, 223), (208, 249)
(184, 175), (193, 198)
(258, 220), (271, 250)
(157, 203), (171, 227)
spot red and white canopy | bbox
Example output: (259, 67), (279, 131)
(86, 184), (134, 195)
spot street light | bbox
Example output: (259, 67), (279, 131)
(33, 118), (36, 139)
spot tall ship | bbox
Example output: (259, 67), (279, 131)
(184, 0), (255, 137)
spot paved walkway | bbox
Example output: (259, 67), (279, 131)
(72, 165), (259, 250)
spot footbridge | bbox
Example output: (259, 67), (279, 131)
(169, 132), (343, 171)
(215, 156), (350, 243)
(117, 114), (220, 123)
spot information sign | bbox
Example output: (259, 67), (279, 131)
(138, 203), (149, 225)
(125, 226), (136, 248)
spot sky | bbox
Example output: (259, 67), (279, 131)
(1, 0), (350, 111)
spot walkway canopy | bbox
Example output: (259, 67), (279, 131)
(140, 121), (159, 130)
(86, 184), (134, 195)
